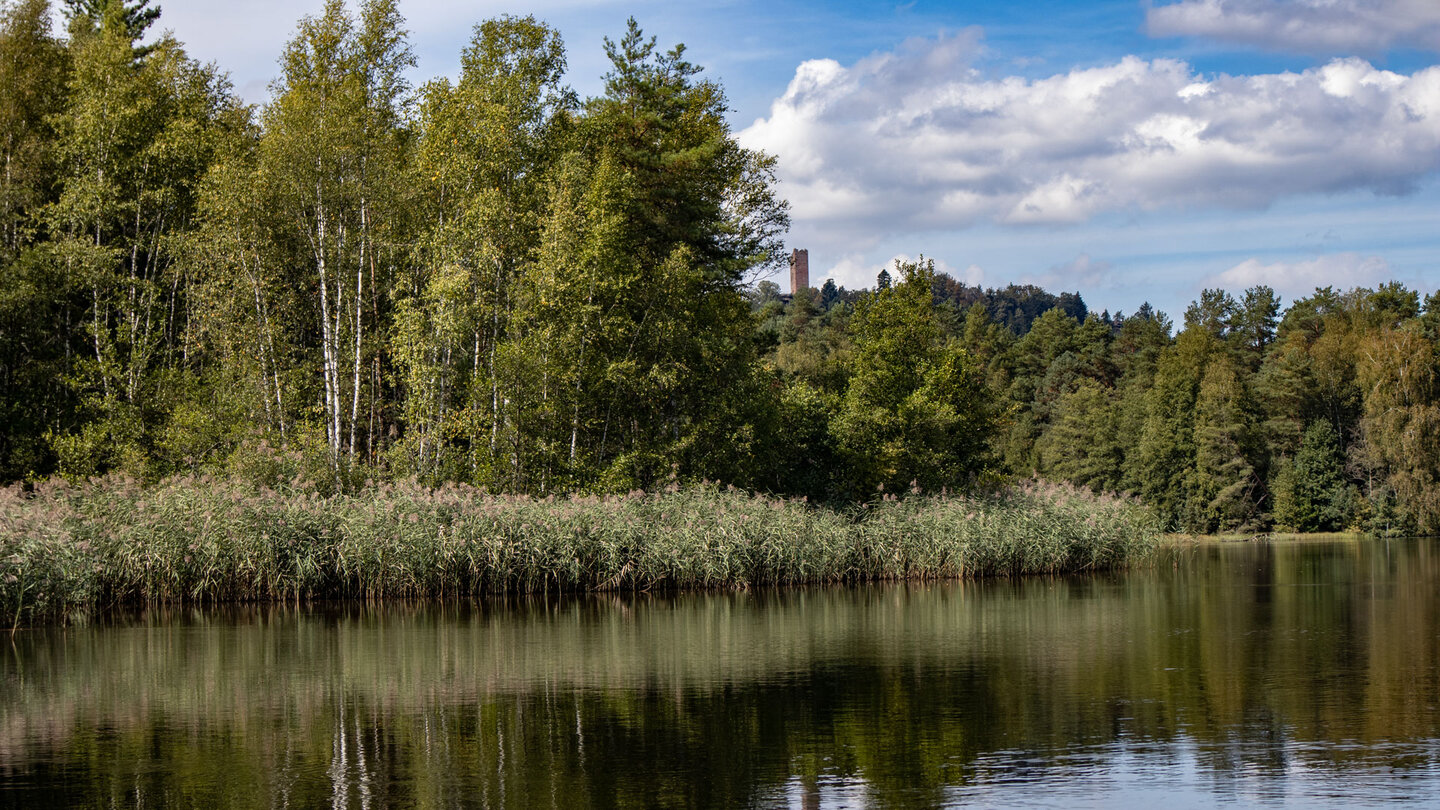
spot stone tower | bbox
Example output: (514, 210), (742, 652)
(789, 248), (810, 294)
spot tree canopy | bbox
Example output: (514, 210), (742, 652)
(2, 0), (1438, 532)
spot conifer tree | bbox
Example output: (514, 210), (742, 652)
(1036, 380), (1122, 492)
(569, 17), (787, 489)
(1134, 328), (1217, 528)
(63, 0), (159, 58)
(1188, 356), (1264, 532)
(1272, 420), (1352, 532)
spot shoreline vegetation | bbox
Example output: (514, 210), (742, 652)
(1, 477), (1160, 626)
(3, 1), (1439, 631)
(1163, 531), (1370, 544)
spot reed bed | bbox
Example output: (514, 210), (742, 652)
(1, 477), (1161, 625)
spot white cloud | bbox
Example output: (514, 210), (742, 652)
(1208, 252), (1391, 298)
(822, 252), (982, 291)
(738, 36), (1440, 248)
(824, 253), (885, 290)
(1024, 254), (1114, 291)
(1146, 0), (1440, 55)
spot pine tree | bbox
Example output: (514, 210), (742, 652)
(1232, 285), (1279, 370)
(819, 278), (839, 309)
(63, 0), (160, 58)
(569, 17), (787, 489)
(1188, 356), (1264, 532)
(1272, 420), (1352, 531)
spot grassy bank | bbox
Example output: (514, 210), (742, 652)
(1163, 531), (1371, 544)
(1, 477), (1161, 625)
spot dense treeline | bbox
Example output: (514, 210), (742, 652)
(0, 0), (804, 494)
(1, 0), (1436, 535)
(760, 271), (1440, 534)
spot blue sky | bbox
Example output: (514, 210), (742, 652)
(148, 0), (1440, 321)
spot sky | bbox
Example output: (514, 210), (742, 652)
(133, 0), (1440, 321)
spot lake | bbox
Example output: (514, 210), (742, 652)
(3, 538), (1440, 807)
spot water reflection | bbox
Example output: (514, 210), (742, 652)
(3, 539), (1440, 807)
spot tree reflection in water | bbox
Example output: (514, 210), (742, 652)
(3, 538), (1440, 808)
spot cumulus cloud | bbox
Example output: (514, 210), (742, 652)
(825, 253), (889, 289)
(1208, 252), (1391, 298)
(822, 252), (983, 291)
(1146, 0), (1440, 55)
(738, 37), (1440, 242)
(1025, 254), (1114, 291)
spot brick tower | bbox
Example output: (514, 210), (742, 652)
(789, 248), (810, 294)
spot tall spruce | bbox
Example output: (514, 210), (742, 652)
(1188, 355), (1264, 532)
(1272, 420), (1352, 532)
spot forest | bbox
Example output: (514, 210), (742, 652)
(2, 0), (1439, 535)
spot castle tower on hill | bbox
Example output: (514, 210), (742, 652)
(789, 248), (809, 294)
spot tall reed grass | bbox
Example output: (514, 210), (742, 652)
(1, 477), (1160, 625)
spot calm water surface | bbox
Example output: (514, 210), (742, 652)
(4, 539), (1440, 807)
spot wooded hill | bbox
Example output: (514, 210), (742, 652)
(2, 0), (1437, 534)
(761, 272), (1440, 534)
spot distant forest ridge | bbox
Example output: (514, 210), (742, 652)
(755, 267), (1440, 534)
(2, 0), (1438, 535)
(760, 274), (1090, 336)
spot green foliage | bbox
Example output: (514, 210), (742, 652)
(1354, 323), (1440, 534)
(1035, 380), (1121, 492)
(1184, 288), (1236, 338)
(4, 1), (1440, 541)
(394, 14), (569, 487)
(1187, 355), (1264, 532)
(41, 2), (244, 480)
(1133, 329), (1213, 528)
(831, 258), (999, 499)
(1232, 285), (1279, 368)
(252, 0), (413, 477)
(0, 0), (65, 254)
(1272, 420), (1353, 532)
(63, 0), (158, 43)
(0, 0), (73, 480)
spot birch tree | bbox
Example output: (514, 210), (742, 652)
(261, 0), (412, 474)
(396, 15), (568, 485)
(46, 1), (241, 475)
